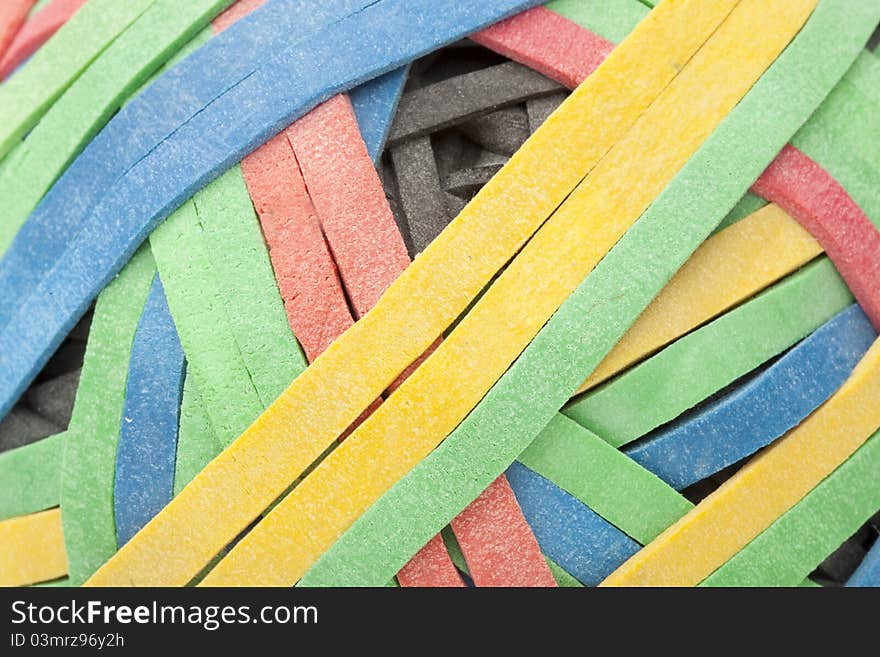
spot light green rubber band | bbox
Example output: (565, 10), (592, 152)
(173, 373), (220, 496)
(702, 430), (880, 587)
(0, 0), (234, 255)
(0, 0), (155, 160)
(546, 0), (647, 44)
(0, 431), (65, 521)
(60, 244), (156, 586)
(562, 256), (853, 448)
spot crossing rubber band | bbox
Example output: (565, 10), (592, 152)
(0, 508), (67, 587)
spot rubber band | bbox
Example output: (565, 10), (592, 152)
(547, 0), (647, 44)
(518, 414), (692, 545)
(387, 62), (562, 147)
(240, 133), (354, 363)
(0, 0), (234, 257)
(470, 7), (613, 89)
(505, 463), (639, 587)
(602, 333), (880, 587)
(702, 430), (880, 587)
(0, 0), (88, 80)
(86, 0), (703, 587)
(113, 276), (185, 547)
(396, 535), (464, 588)
(458, 108), (529, 157)
(0, 406), (60, 452)
(752, 145), (880, 330)
(301, 0), (872, 587)
(349, 67), (410, 163)
(843, 50), (880, 106)
(846, 536), (880, 587)
(0, 0), (541, 422)
(0, 431), (64, 521)
(0, 0), (36, 61)
(574, 202), (825, 395)
(59, 246), (155, 586)
(207, 0), (787, 587)
(0, 508), (67, 587)
(287, 94), (410, 319)
(627, 301), (876, 488)
(173, 373), (220, 496)
(564, 208), (829, 444)
(449, 476), (556, 587)
(0, 0), (156, 160)
(26, 370), (78, 428)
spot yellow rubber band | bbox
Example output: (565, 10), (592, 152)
(87, 0), (737, 587)
(200, 0), (815, 586)
(0, 508), (67, 587)
(575, 202), (824, 395)
(601, 337), (880, 587)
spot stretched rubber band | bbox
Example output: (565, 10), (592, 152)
(208, 0), (787, 587)
(626, 301), (876, 489)
(0, 508), (67, 587)
(0, 0), (87, 80)
(60, 246), (155, 585)
(846, 535), (880, 587)
(396, 535), (464, 588)
(547, 0), (646, 44)
(113, 275), (185, 547)
(87, 0), (702, 587)
(752, 145), (880, 330)
(0, 0), (542, 421)
(603, 335), (880, 586)
(703, 430), (880, 587)
(0, 0), (36, 61)
(300, 0), (871, 587)
(574, 202), (824, 395)
(0, 0), (155, 160)
(564, 206), (826, 442)
(0, 0), (234, 257)
(173, 373), (220, 495)
(0, 431), (64, 521)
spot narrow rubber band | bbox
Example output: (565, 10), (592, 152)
(300, 0), (873, 587)
(207, 0), (789, 587)
(703, 430), (880, 587)
(449, 476), (556, 587)
(752, 144), (880, 330)
(546, 0), (647, 44)
(574, 202), (824, 395)
(0, 0), (155, 160)
(0, 508), (67, 587)
(0, 0), (87, 80)
(625, 301), (876, 490)
(113, 275), (185, 547)
(0, 431), (64, 521)
(0, 0), (542, 421)
(173, 373), (220, 495)
(60, 246), (155, 585)
(846, 534), (880, 587)
(0, 0), (234, 257)
(602, 336), (880, 587)
(564, 205), (825, 439)
(0, 0), (37, 62)
(87, 0), (703, 587)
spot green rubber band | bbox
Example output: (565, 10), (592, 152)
(519, 414), (692, 544)
(842, 49), (880, 107)
(0, 431), (65, 521)
(545, 555), (583, 587)
(546, 0), (647, 44)
(793, 66), (880, 226)
(562, 257), (852, 448)
(60, 244), (156, 586)
(173, 373), (220, 496)
(714, 193), (767, 234)
(0, 0), (232, 255)
(190, 166), (307, 406)
(0, 0), (156, 160)
(702, 430), (880, 587)
(150, 198), (264, 448)
(301, 0), (879, 587)
(29, 0), (53, 17)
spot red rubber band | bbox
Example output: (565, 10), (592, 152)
(397, 534), (465, 587)
(451, 476), (557, 587)
(752, 144), (880, 331)
(471, 6), (612, 89)
(0, 0), (86, 80)
(0, 0), (36, 63)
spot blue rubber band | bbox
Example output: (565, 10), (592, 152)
(351, 65), (410, 163)
(505, 462), (640, 586)
(0, 0), (540, 417)
(113, 274), (185, 547)
(625, 304), (877, 490)
(846, 539), (880, 587)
